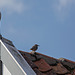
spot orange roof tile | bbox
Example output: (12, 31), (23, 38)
(51, 63), (69, 74)
(34, 59), (52, 72)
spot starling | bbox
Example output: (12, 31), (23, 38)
(30, 44), (39, 51)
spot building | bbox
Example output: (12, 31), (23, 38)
(0, 35), (75, 75)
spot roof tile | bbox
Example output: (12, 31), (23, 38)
(51, 63), (69, 74)
(19, 51), (38, 69)
(34, 59), (52, 72)
(35, 53), (58, 65)
(33, 68), (44, 75)
(43, 70), (57, 75)
(61, 59), (75, 71)
(19, 50), (37, 61)
(65, 59), (75, 64)
(73, 69), (75, 75)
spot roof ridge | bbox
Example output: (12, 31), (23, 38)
(18, 50), (57, 60)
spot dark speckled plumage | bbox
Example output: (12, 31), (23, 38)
(30, 44), (39, 51)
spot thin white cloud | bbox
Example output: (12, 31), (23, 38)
(53, 0), (75, 20)
(56, 0), (73, 11)
(0, 0), (25, 13)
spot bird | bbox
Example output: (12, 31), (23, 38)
(30, 44), (39, 54)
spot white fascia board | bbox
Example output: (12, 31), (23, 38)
(0, 40), (36, 75)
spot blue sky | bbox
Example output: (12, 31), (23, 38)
(0, 0), (75, 61)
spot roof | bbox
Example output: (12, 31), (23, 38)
(18, 50), (75, 75)
(0, 36), (75, 75)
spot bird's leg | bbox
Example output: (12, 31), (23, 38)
(30, 51), (35, 54)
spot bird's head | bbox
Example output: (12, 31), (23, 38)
(35, 44), (39, 46)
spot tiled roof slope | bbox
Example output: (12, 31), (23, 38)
(19, 50), (75, 75)
(1, 36), (75, 75)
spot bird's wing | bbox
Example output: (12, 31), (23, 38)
(30, 47), (34, 50)
(30, 45), (36, 50)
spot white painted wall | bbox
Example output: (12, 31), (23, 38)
(3, 64), (11, 75)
